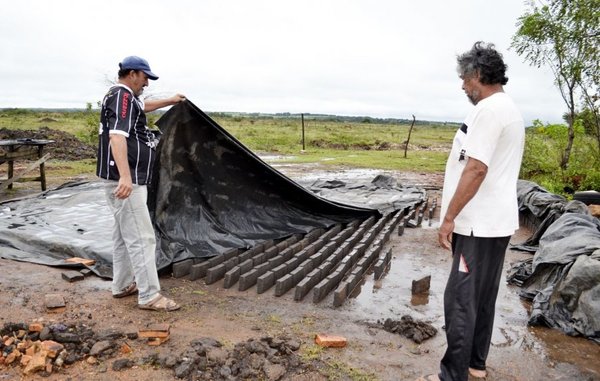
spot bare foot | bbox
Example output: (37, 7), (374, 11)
(469, 367), (487, 378)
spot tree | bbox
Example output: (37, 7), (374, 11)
(512, 0), (600, 169)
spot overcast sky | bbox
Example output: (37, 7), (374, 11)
(1, 0), (566, 125)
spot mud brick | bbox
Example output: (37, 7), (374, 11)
(262, 239), (275, 250)
(311, 279), (329, 303)
(205, 263), (227, 285)
(256, 271), (276, 294)
(239, 262), (270, 291)
(64, 257), (96, 266)
(80, 268), (93, 277)
(263, 246), (279, 261)
(289, 251), (304, 265)
(28, 323), (43, 333)
(223, 267), (241, 289)
(412, 275), (431, 294)
(306, 228), (325, 241)
(61, 270), (84, 283)
(315, 334), (347, 348)
(304, 242), (320, 257)
(139, 323), (170, 338)
(267, 254), (286, 269)
(189, 261), (210, 280)
(354, 243), (367, 256)
(290, 265), (306, 284)
(272, 263), (289, 279)
(398, 222), (405, 236)
(406, 218), (418, 228)
(333, 281), (350, 307)
(330, 269), (345, 283)
(294, 268), (322, 300)
(252, 252), (267, 266)
(224, 256), (239, 271)
(319, 244), (336, 259)
(320, 259), (337, 274)
(285, 255), (303, 271)
(275, 273), (294, 297)
(173, 259), (195, 278)
(348, 270), (364, 291)
(206, 254), (225, 268)
(45, 294), (65, 309)
(290, 239), (307, 252)
(382, 227), (392, 241)
(223, 248), (240, 261)
(147, 337), (169, 346)
(373, 249), (392, 280)
(238, 245), (263, 262)
(239, 258), (254, 274)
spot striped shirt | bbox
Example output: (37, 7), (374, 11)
(96, 84), (159, 185)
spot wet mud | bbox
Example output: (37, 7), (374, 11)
(0, 165), (598, 381)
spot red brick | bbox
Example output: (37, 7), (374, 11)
(315, 334), (347, 348)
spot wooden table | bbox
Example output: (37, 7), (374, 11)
(0, 139), (54, 191)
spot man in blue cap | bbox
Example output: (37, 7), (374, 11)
(96, 56), (185, 311)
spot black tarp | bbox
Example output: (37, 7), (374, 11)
(149, 100), (379, 269)
(508, 180), (600, 342)
(512, 180), (589, 252)
(1, 101), (427, 278)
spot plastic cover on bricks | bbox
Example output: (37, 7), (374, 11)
(149, 100), (379, 270)
(0, 100), (381, 277)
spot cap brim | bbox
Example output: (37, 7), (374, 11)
(143, 70), (159, 80)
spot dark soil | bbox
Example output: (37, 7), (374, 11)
(0, 322), (320, 380)
(1, 158), (599, 380)
(0, 127), (96, 161)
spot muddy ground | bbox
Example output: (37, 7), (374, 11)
(1, 139), (599, 380)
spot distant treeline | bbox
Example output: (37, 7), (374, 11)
(0, 107), (460, 127)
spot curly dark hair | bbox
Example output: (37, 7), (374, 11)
(457, 41), (508, 85)
(118, 68), (137, 79)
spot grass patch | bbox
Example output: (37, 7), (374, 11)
(45, 159), (96, 177)
(323, 360), (378, 381)
(276, 149), (448, 172)
(299, 343), (325, 361)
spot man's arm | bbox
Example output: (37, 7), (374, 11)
(144, 94), (186, 112)
(109, 134), (133, 199)
(438, 157), (488, 249)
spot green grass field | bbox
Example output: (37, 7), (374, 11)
(0, 109), (456, 174)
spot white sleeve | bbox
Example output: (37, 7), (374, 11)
(462, 107), (502, 166)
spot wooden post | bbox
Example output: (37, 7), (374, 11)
(7, 145), (14, 189)
(301, 113), (306, 151)
(0, 153), (51, 191)
(404, 114), (416, 159)
(38, 145), (47, 190)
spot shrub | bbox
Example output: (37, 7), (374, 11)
(521, 120), (599, 196)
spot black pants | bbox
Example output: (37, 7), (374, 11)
(439, 233), (511, 381)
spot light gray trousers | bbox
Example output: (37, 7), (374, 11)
(104, 182), (160, 304)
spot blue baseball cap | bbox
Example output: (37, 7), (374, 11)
(119, 56), (159, 80)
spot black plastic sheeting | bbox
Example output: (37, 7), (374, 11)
(0, 101), (432, 279)
(512, 180), (589, 252)
(149, 100), (379, 270)
(508, 180), (600, 342)
(0, 181), (115, 277)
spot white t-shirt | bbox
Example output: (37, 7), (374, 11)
(440, 92), (525, 237)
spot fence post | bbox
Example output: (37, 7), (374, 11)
(301, 113), (306, 152)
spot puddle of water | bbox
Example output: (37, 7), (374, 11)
(260, 154), (296, 161)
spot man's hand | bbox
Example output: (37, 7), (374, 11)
(170, 93), (186, 104)
(438, 218), (454, 250)
(144, 94), (186, 112)
(114, 176), (133, 199)
(108, 134), (133, 199)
